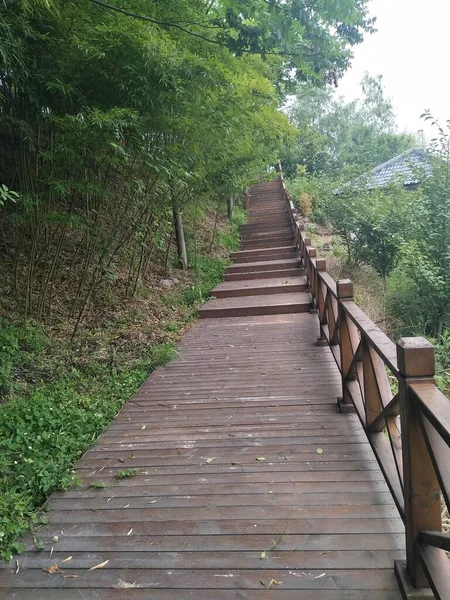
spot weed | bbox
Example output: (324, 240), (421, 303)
(183, 256), (229, 306)
(88, 482), (107, 489)
(115, 468), (139, 479)
(164, 321), (180, 333)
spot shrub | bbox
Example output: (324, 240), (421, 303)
(183, 256), (229, 306)
(298, 192), (312, 217)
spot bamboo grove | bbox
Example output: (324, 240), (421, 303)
(0, 0), (372, 334)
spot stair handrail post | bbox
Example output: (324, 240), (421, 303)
(336, 279), (354, 410)
(396, 337), (441, 591)
(315, 259), (328, 345)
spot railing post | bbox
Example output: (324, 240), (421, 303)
(395, 338), (441, 595)
(315, 259), (328, 346)
(336, 279), (354, 412)
(306, 247), (316, 295)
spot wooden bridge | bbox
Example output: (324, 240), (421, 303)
(1, 179), (449, 599)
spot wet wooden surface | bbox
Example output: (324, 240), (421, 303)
(0, 180), (403, 598)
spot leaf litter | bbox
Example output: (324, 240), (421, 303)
(88, 560), (109, 571)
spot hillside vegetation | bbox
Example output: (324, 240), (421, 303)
(0, 0), (374, 558)
(282, 79), (450, 392)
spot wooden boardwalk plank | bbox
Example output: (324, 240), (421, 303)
(0, 180), (403, 598)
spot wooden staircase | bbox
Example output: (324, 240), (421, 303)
(199, 180), (311, 319)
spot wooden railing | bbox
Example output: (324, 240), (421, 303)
(280, 175), (450, 599)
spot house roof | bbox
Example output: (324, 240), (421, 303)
(339, 148), (431, 192)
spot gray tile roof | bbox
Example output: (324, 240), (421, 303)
(340, 148), (431, 192)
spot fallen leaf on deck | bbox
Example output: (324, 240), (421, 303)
(15, 560), (19, 574)
(127, 528), (133, 536)
(206, 457), (215, 464)
(314, 573), (326, 580)
(42, 564), (62, 574)
(260, 551), (266, 559)
(255, 457), (266, 461)
(267, 578), (282, 589)
(88, 560), (109, 571)
(61, 556), (72, 563)
(316, 448), (323, 454)
(270, 526), (287, 550)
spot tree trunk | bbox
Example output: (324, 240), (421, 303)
(227, 196), (233, 220)
(436, 309), (446, 339)
(173, 208), (188, 270)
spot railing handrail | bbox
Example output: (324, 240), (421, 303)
(279, 173), (450, 599)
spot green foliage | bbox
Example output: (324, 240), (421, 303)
(183, 256), (229, 306)
(0, 344), (175, 560)
(289, 175), (417, 282)
(0, 184), (19, 208)
(217, 206), (247, 251)
(386, 270), (430, 337)
(0, 0), (300, 333)
(281, 73), (414, 179)
(115, 468), (139, 479)
(396, 113), (450, 337)
(435, 332), (450, 394)
(348, 185), (417, 281)
(88, 482), (107, 489)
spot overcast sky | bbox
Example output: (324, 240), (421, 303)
(337, 0), (450, 140)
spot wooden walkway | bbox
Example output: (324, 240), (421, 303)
(1, 180), (404, 599)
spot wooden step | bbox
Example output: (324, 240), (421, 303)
(232, 251), (300, 264)
(241, 222), (291, 231)
(224, 267), (305, 281)
(227, 257), (301, 274)
(230, 246), (297, 261)
(248, 211), (288, 219)
(241, 234), (293, 243)
(199, 292), (312, 318)
(240, 241), (296, 251)
(248, 205), (285, 211)
(241, 235), (295, 246)
(211, 276), (307, 298)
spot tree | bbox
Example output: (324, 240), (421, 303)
(280, 73), (415, 180)
(84, 0), (375, 86)
(0, 0), (299, 332)
(400, 113), (450, 337)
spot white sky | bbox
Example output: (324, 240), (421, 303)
(337, 0), (450, 140)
